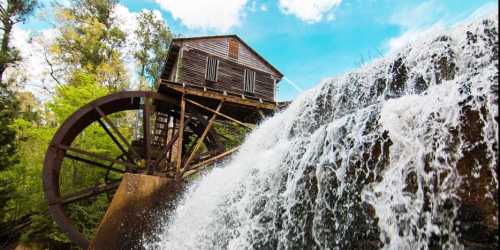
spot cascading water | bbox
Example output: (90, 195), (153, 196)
(147, 12), (498, 250)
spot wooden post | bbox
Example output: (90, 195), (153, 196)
(168, 115), (177, 164)
(143, 96), (152, 174)
(175, 94), (186, 179)
(183, 101), (223, 169)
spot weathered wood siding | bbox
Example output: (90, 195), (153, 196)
(181, 38), (277, 76)
(178, 47), (275, 100)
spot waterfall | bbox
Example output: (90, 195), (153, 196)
(147, 12), (498, 250)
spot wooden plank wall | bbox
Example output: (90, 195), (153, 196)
(178, 48), (275, 101)
(182, 38), (277, 76)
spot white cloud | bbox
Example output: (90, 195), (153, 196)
(326, 13), (335, 21)
(250, 1), (257, 12)
(386, 1), (448, 53)
(387, 24), (445, 53)
(154, 0), (248, 32)
(386, 1), (499, 53)
(278, 0), (342, 23)
(456, 1), (498, 25)
(260, 4), (268, 12)
(386, 1), (444, 52)
(111, 4), (142, 87)
(5, 26), (58, 100)
(389, 0), (443, 30)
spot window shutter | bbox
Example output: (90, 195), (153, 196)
(229, 38), (239, 60)
(206, 57), (218, 82)
(244, 69), (256, 93)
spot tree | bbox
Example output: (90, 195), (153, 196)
(0, 80), (18, 223)
(134, 10), (172, 90)
(49, 0), (128, 91)
(0, 0), (37, 81)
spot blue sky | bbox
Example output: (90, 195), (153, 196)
(20, 0), (498, 101)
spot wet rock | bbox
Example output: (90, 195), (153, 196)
(414, 76), (428, 94)
(436, 56), (457, 82)
(387, 57), (408, 98)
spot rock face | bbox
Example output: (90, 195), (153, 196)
(149, 13), (498, 250)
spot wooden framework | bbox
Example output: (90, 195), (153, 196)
(156, 80), (274, 178)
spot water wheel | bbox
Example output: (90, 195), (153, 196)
(43, 91), (226, 247)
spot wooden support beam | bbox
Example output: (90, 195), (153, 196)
(183, 101), (223, 169)
(151, 116), (193, 171)
(185, 98), (255, 129)
(162, 81), (275, 110)
(168, 115), (176, 163)
(143, 96), (152, 174)
(175, 94), (186, 179)
(182, 146), (239, 178)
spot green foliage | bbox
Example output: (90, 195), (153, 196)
(4, 118), (61, 244)
(2, 76), (120, 247)
(213, 121), (248, 150)
(70, 0), (118, 26)
(50, 0), (127, 91)
(48, 73), (110, 123)
(0, 0), (37, 24)
(134, 10), (173, 89)
(0, 81), (18, 222)
(0, 83), (18, 171)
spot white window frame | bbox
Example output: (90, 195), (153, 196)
(205, 56), (219, 82)
(243, 69), (256, 93)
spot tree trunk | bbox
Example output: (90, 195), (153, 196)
(0, 20), (13, 82)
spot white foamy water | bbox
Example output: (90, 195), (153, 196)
(147, 11), (498, 250)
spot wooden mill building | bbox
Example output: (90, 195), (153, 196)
(161, 35), (283, 101)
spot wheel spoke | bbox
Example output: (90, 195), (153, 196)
(95, 106), (141, 161)
(60, 181), (121, 205)
(55, 144), (139, 171)
(97, 119), (133, 163)
(65, 154), (126, 173)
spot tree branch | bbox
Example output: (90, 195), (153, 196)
(43, 51), (63, 87)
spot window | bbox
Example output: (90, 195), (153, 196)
(243, 69), (256, 93)
(228, 38), (239, 60)
(206, 57), (219, 82)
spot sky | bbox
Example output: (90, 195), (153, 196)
(14, 0), (499, 101)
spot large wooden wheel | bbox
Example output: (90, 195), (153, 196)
(43, 91), (227, 247)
